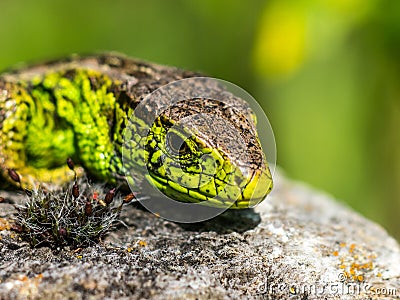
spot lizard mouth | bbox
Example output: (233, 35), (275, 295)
(145, 167), (272, 209)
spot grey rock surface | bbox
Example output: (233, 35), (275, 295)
(0, 170), (399, 299)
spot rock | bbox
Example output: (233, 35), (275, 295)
(0, 170), (399, 299)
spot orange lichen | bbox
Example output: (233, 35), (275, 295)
(332, 242), (377, 283)
(0, 218), (11, 231)
(138, 240), (147, 247)
(5, 274), (43, 297)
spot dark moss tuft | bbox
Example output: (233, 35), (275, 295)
(13, 177), (124, 248)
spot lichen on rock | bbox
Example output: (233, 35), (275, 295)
(0, 170), (399, 299)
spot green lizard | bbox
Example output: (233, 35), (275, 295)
(0, 53), (272, 209)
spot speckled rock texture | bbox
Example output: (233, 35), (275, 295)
(0, 170), (399, 299)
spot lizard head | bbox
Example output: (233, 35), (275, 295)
(125, 87), (273, 209)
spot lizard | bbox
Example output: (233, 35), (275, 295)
(0, 53), (272, 209)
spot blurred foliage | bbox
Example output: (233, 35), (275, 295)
(254, 0), (400, 241)
(0, 0), (398, 240)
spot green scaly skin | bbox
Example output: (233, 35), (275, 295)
(0, 53), (273, 209)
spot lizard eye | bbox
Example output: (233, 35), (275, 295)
(167, 132), (190, 156)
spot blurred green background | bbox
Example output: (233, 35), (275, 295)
(0, 0), (399, 240)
